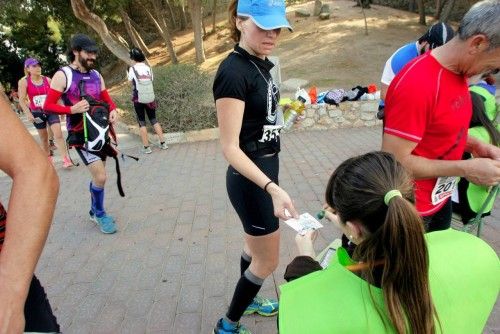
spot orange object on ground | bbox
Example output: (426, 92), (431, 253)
(367, 84), (377, 93)
(308, 86), (317, 104)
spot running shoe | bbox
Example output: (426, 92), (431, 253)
(62, 156), (73, 168)
(142, 146), (152, 154)
(90, 211), (117, 234)
(213, 319), (251, 334)
(160, 142), (169, 150)
(243, 296), (279, 317)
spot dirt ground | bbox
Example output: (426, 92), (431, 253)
(110, 0), (451, 97)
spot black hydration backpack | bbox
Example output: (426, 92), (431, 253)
(79, 80), (110, 152)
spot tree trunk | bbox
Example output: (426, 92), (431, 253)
(180, 0), (188, 30)
(408, 0), (416, 12)
(201, 6), (207, 38)
(211, 0), (217, 33)
(417, 0), (426, 25)
(435, 0), (449, 20)
(439, 0), (455, 22)
(70, 0), (133, 65)
(120, 9), (151, 56)
(144, 3), (178, 63)
(357, 0), (369, 35)
(189, 0), (205, 63)
(164, 0), (178, 30)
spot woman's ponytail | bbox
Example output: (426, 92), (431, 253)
(326, 152), (438, 334)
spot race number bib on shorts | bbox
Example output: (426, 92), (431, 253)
(431, 176), (459, 205)
(258, 125), (283, 143)
(33, 94), (47, 108)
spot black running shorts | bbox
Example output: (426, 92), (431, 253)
(226, 154), (279, 236)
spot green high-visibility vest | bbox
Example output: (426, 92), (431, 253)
(279, 229), (500, 334)
(469, 85), (498, 122)
(466, 126), (497, 213)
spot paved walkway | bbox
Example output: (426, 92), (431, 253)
(1, 116), (498, 333)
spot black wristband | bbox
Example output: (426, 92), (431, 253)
(264, 180), (273, 193)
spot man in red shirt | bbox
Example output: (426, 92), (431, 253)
(382, 0), (500, 232)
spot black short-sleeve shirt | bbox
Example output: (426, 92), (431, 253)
(213, 44), (281, 156)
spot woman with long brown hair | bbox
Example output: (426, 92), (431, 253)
(280, 150), (500, 333)
(281, 151), (438, 333)
(212, 0), (297, 333)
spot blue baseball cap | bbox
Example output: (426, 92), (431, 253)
(237, 0), (292, 31)
(24, 57), (40, 68)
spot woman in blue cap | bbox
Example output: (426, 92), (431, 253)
(212, 0), (295, 333)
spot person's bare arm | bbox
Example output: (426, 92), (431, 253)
(382, 133), (500, 185)
(465, 135), (500, 160)
(0, 94), (59, 333)
(217, 98), (298, 220)
(17, 79), (33, 122)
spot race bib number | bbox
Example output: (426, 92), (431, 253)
(431, 176), (459, 205)
(259, 125), (283, 143)
(33, 94), (47, 108)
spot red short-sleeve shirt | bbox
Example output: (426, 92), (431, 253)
(384, 53), (471, 216)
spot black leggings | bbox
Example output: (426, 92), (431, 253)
(24, 275), (60, 333)
(226, 154), (279, 236)
(133, 102), (158, 127)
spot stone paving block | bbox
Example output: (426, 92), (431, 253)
(162, 255), (185, 275)
(173, 312), (202, 334)
(204, 271), (227, 298)
(92, 303), (127, 334)
(136, 266), (163, 290)
(73, 294), (107, 321)
(45, 273), (73, 297)
(182, 263), (205, 286)
(207, 235), (226, 253)
(206, 252), (226, 273)
(154, 273), (181, 301)
(202, 296), (227, 333)
(120, 316), (148, 333)
(147, 299), (177, 332)
(178, 285), (204, 314)
(187, 245), (207, 264)
(64, 322), (95, 334)
(126, 289), (155, 318)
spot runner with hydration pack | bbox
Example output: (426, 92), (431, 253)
(43, 34), (119, 234)
(127, 48), (168, 154)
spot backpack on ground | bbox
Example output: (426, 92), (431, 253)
(131, 65), (155, 104)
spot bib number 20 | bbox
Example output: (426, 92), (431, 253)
(431, 176), (458, 205)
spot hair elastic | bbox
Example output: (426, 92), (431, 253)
(384, 189), (402, 205)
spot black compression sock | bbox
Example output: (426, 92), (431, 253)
(226, 269), (263, 322)
(240, 251), (252, 276)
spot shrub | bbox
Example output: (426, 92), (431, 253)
(115, 64), (217, 133)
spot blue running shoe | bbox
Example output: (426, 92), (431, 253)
(243, 295), (278, 317)
(90, 211), (117, 234)
(213, 318), (251, 334)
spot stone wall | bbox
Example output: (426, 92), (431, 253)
(287, 100), (382, 131)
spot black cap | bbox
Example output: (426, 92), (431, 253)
(419, 22), (455, 49)
(70, 34), (99, 53)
